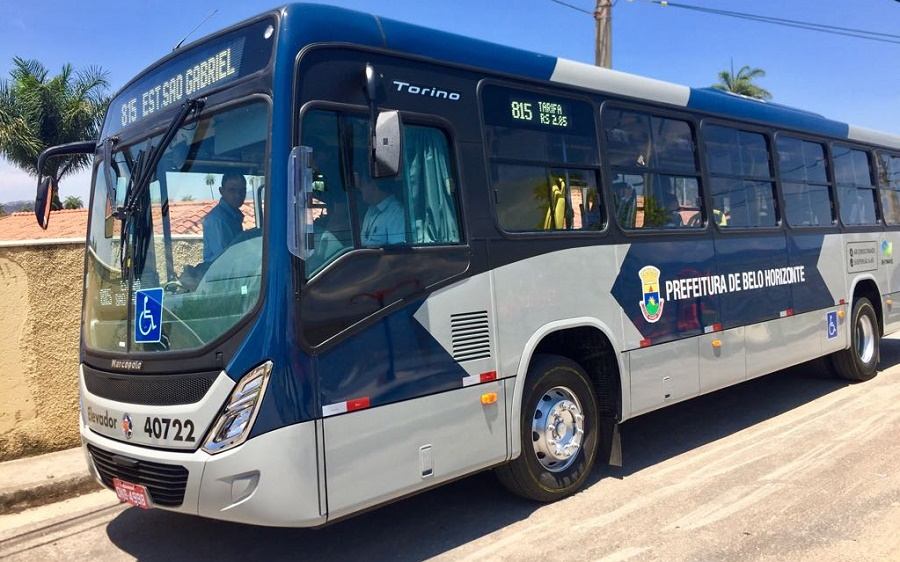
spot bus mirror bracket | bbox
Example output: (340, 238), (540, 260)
(34, 139), (97, 229)
(364, 63), (402, 178)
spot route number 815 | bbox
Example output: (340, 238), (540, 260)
(143, 417), (196, 442)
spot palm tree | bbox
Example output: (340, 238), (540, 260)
(712, 61), (773, 101)
(205, 173), (216, 199)
(0, 57), (109, 210)
(62, 195), (83, 209)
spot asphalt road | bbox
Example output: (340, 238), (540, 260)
(2, 338), (899, 562)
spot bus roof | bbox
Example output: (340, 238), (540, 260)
(277, 3), (900, 151)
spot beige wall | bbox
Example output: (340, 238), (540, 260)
(0, 242), (83, 461)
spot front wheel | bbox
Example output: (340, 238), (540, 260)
(831, 297), (879, 382)
(495, 354), (599, 502)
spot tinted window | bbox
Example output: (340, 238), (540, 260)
(482, 85), (599, 165)
(301, 110), (462, 277)
(704, 125), (777, 228)
(492, 165), (601, 231)
(603, 108), (703, 230)
(833, 145), (878, 226)
(878, 152), (900, 225)
(484, 84), (604, 233)
(777, 136), (833, 227)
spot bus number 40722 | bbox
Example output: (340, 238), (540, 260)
(143, 416), (196, 442)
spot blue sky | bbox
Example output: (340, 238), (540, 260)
(2, 0), (899, 204)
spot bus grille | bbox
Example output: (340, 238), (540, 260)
(450, 311), (492, 362)
(87, 444), (189, 507)
(83, 367), (216, 406)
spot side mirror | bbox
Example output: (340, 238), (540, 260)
(35, 176), (54, 230)
(286, 145), (314, 260)
(372, 110), (402, 178)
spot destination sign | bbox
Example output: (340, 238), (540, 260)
(103, 18), (275, 137)
(510, 99), (569, 128)
(118, 46), (242, 129)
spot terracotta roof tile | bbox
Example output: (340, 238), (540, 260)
(0, 200), (258, 242)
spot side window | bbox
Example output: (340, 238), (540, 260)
(776, 136), (833, 227)
(877, 153), (900, 225)
(300, 110), (462, 278)
(833, 145), (878, 226)
(603, 108), (703, 229)
(703, 125), (777, 228)
(482, 84), (603, 233)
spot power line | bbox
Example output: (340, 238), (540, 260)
(543, 0), (900, 45)
(546, 0), (594, 15)
(629, 0), (900, 45)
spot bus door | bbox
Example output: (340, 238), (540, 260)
(294, 51), (505, 519)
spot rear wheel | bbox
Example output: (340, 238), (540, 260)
(495, 354), (599, 502)
(831, 297), (879, 382)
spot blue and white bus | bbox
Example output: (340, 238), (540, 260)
(35, 3), (900, 526)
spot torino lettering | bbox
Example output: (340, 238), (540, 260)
(393, 80), (461, 101)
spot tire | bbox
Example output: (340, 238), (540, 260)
(495, 354), (599, 502)
(831, 297), (880, 382)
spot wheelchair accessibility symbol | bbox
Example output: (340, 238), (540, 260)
(826, 311), (838, 340)
(134, 288), (163, 344)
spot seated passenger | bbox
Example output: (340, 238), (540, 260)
(309, 199), (352, 271)
(203, 172), (247, 262)
(359, 178), (405, 246)
(662, 192), (684, 228)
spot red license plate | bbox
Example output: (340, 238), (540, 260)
(113, 478), (151, 509)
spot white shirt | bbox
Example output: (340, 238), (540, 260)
(361, 195), (405, 246)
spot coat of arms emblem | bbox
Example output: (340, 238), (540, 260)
(639, 265), (664, 323)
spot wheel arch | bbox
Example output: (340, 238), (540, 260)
(508, 318), (624, 460)
(849, 276), (883, 335)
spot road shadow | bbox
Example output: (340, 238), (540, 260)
(106, 339), (900, 561)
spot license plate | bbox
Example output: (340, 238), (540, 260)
(113, 478), (151, 509)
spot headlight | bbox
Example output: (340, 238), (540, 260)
(203, 361), (273, 454)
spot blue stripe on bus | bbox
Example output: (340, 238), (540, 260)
(282, 4), (558, 82)
(611, 235), (834, 344)
(377, 17), (558, 81)
(687, 88), (850, 138)
(313, 297), (468, 414)
(282, 4), (388, 50)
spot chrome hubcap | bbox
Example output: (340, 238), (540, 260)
(857, 313), (875, 365)
(531, 386), (584, 472)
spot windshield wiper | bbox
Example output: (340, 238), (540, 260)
(121, 99), (204, 219)
(117, 98), (204, 275)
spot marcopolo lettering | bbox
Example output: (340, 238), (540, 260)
(87, 406), (118, 429)
(393, 80), (461, 101)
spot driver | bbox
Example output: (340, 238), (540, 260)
(202, 172), (247, 262)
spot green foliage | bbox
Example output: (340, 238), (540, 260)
(181, 194), (195, 202)
(641, 196), (669, 227)
(62, 195), (83, 209)
(712, 62), (773, 101)
(0, 57), (110, 210)
(0, 203), (5, 217)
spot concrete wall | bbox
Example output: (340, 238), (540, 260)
(0, 242), (83, 461)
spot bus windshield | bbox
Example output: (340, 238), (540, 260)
(84, 101), (269, 353)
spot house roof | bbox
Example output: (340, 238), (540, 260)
(0, 201), (257, 243)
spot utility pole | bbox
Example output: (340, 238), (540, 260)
(595, 0), (612, 68)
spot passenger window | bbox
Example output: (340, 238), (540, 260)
(777, 136), (833, 227)
(491, 165), (601, 231)
(833, 145), (878, 226)
(482, 84), (604, 233)
(703, 125), (777, 228)
(300, 110), (462, 277)
(878, 153), (900, 225)
(603, 108), (703, 229)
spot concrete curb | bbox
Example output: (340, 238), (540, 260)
(0, 448), (105, 515)
(0, 474), (102, 514)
